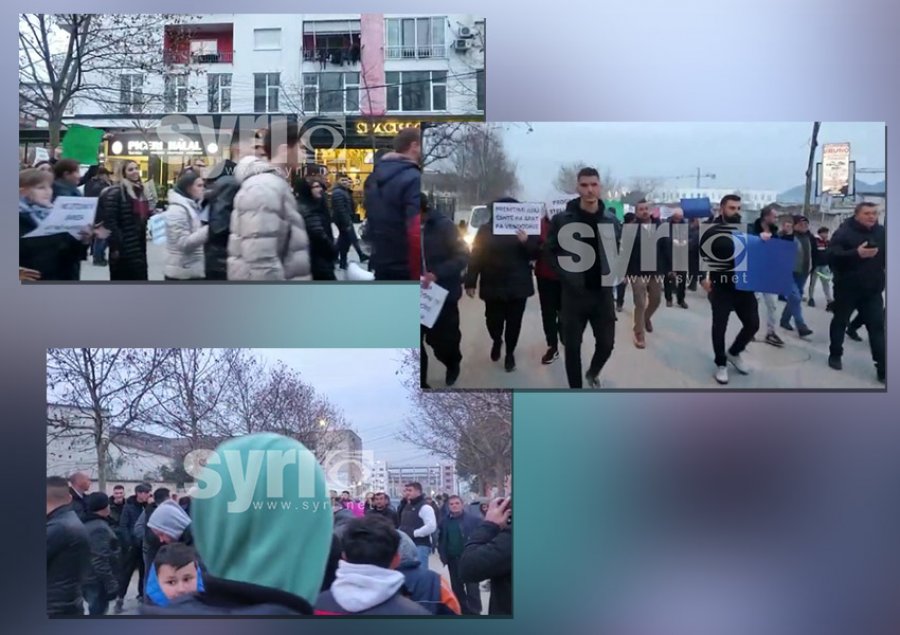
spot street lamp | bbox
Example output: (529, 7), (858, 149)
(319, 419), (327, 428)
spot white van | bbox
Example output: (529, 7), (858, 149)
(456, 205), (490, 249)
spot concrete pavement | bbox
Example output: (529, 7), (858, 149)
(425, 284), (884, 390)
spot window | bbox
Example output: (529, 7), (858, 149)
(254, 73), (280, 112)
(120, 74), (143, 113)
(385, 17), (446, 58)
(164, 74), (189, 112)
(208, 74), (232, 113)
(385, 71), (448, 112)
(302, 72), (360, 113)
(190, 40), (218, 56)
(476, 69), (485, 111)
(254, 28), (282, 50)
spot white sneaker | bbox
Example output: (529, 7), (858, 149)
(727, 352), (750, 375)
(714, 366), (729, 384)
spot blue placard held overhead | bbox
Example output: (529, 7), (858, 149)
(680, 197), (712, 219)
(734, 234), (795, 296)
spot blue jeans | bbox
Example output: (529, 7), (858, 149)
(92, 237), (108, 262)
(416, 545), (431, 570)
(781, 273), (809, 329)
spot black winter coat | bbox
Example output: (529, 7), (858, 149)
(625, 219), (669, 276)
(68, 488), (88, 521)
(365, 505), (400, 528)
(118, 496), (146, 550)
(545, 198), (622, 293)
(47, 506), (91, 616)
(365, 157), (421, 279)
(84, 178), (111, 198)
(330, 186), (355, 231)
(83, 513), (120, 596)
(465, 223), (540, 301)
(297, 197), (337, 279)
(423, 209), (469, 303)
(458, 521), (512, 615)
(97, 184), (149, 280)
(205, 175), (240, 280)
(19, 213), (85, 281)
(827, 217), (886, 294)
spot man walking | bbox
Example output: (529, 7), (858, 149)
(827, 202), (886, 383)
(115, 483), (151, 612)
(397, 482), (438, 569)
(67, 472), (91, 521)
(82, 493), (120, 615)
(778, 215), (814, 338)
(545, 167), (621, 388)
(750, 205), (785, 347)
(332, 174), (369, 269)
(46, 476), (90, 617)
(663, 209), (690, 309)
(365, 492), (400, 528)
(438, 495), (483, 615)
(627, 199), (665, 350)
(535, 208), (564, 364)
(808, 226), (833, 310)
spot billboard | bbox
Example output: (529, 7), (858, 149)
(821, 142), (851, 195)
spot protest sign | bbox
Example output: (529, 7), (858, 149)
(680, 197), (712, 219)
(606, 200), (625, 222)
(547, 196), (570, 219)
(735, 234), (795, 295)
(61, 125), (105, 165)
(22, 197), (98, 239)
(33, 147), (50, 165)
(492, 202), (543, 235)
(149, 213), (167, 245)
(421, 282), (449, 329)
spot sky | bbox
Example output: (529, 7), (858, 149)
(254, 348), (435, 467)
(482, 122), (885, 202)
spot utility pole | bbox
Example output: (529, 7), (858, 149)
(694, 167), (716, 188)
(803, 121), (821, 216)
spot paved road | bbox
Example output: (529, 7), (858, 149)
(425, 284), (883, 390)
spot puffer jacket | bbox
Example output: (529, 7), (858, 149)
(97, 183), (149, 280)
(83, 513), (120, 596)
(47, 506), (91, 616)
(228, 156), (311, 281)
(163, 189), (208, 280)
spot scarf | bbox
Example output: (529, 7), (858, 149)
(128, 181), (151, 221)
(19, 196), (52, 226)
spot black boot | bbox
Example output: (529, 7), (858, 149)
(504, 353), (516, 372)
(490, 341), (502, 362)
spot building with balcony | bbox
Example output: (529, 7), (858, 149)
(385, 462), (457, 500)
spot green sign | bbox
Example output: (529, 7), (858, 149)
(61, 124), (105, 165)
(606, 199), (625, 221)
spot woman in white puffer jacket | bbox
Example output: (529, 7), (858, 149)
(163, 170), (209, 280)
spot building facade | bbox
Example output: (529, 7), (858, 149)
(319, 428), (364, 494)
(385, 462), (457, 500)
(654, 187), (780, 211)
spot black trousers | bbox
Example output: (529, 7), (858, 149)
(616, 281), (627, 306)
(422, 300), (462, 381)
(709, 286), (760, 367)
(664, 272), (687, 303)
(338, 227), (366, 268)
(117, 545), (144, 600)
(561, 288), (616, 388)
(536, 277), (563, 348)
(848, 311), (866, 333)
(829, 285), (885, 370)
(448, 556), (483, 615)
(484, 299), (528, 354)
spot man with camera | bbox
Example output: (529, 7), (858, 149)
(458, 477), (511, 615)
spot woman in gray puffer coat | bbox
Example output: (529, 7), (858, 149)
(228, 155), (311, 281)
(163, 170), (209, 280)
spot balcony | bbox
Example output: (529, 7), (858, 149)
(385, 45), (447, 60)
(164, 50), (234, 65)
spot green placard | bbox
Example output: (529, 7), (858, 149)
(61, 124), (105, 165)
(606, 199), (625, 221)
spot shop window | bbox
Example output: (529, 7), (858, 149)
(120, 74), (144, 114)
(208, 74), (231, 113)
(164, 74), (189, 112)
(254, 73), (280, 113)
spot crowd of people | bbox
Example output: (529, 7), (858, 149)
(21, 124), (423, 283)
(421, 167), (886, 388)
(46, 434), (511, 617)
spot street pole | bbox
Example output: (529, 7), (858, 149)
(803, 121), (821, 216)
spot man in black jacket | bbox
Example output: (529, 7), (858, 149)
(82, 493), (120, 615)
(332, 175), (368, 269)
(826, 202), (886, 383)
(701, 195), (770, 385)
(204, 175), (241, 280)
(421, 192), (469, 387)
(458, 495), (511, 615)
(439, 495), (484, 614)
(545, 167), (621, 388)
(47, 476), (90, 617)
(115, 483), (151, 612)
(67, 471), (91, 521)
(663, 209), (690, 309)
(365, 492), (399, 528)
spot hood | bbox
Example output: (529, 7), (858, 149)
(373, 155), (419, 188)
(167, 189), (200, 212)
(330, 561), (405, 613)
(148, 500), (192, 540)
(145, 562), (205, 607)
(234, 156), (279, 184)
(396, 531), (421, 569)
(191, 433), (333, 605)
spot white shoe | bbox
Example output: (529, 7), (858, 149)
(727, 352), (750, 375)
(714, 366), (729, 384)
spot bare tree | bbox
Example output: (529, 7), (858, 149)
(553, 161), (624, 200)
(628, 177), (663, 200)
(437, 124), (519, 206)
(19, 14), (198, 150)
(46, 348), (170, 489)
(219, 349), (268, 436)
(396, 350), (512, 495)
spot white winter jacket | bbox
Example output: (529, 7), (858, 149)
(163, 190), (208, 280)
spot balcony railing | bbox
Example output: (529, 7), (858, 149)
(302, 47), (361, 65)
(164, 50), (234, 65)
(385, 45), (447, 60)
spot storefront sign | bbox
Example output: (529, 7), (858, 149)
(355, 121), (421, 136)
(110, 137), (204, 157)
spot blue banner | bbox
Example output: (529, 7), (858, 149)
(680, 197), (712, 219)
(735, 234), (795, 295)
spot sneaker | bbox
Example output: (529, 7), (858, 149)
(490, 341), (502, 362)
(828, 356), (843, 371)
(714, 366), (729, 385)
(765, 332), (785, 347)
(585, 372), (601, 388)
(633, 332), (646, 349)
(666, 299), (673, 308)
(727, 352), (750, 375)
(807, 298), (816, 308)
(780, 321), (794, 331)
(877, 367), (885, 384)
(678, 301), (689, 309)
(504, 354), (516, 372)
(645, 318), (654, 333)
(114, 599), (124, 615)
(541, 347), (559, 365)
(846, 329), (863, 342)
(616, 303), (623, 313)
(445, 364), (461, 387)
(797, 325), (813, 338)
(825, 301), (834, 312)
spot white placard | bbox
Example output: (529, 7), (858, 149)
(22, 197), (98, 239)
(33, 147), (50, 165)
(420, 282), (449, 329)
(492, 202), (543, 235)
(149, 213), (167, 245)
(546, 195), (570, 219)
